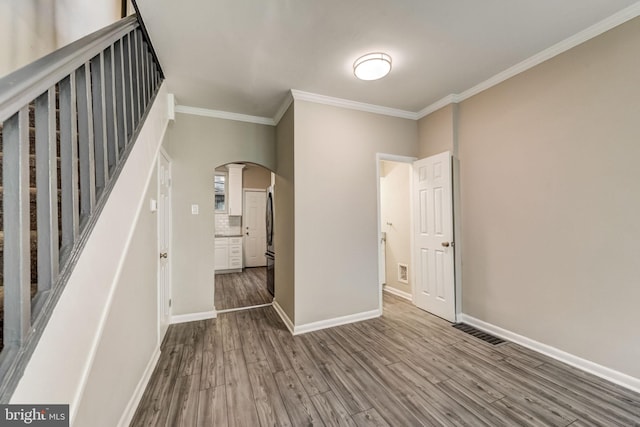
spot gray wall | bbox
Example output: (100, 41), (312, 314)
(74, 165), (159, 426)
(163, 113), (276, 315)
(275, 105), (295, 322)
(294, 101), (418, 325)
(417, 104), (455, 158)
(420, 17), (640, 378)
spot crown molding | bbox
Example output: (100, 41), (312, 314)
(417, 2), (640, 119)
(273, 91), (294, 126)
(416, 94), (461, 119)
(291, 89), (418, 120)
(174, 105), (275, 126)
(174, 4), (640, 125)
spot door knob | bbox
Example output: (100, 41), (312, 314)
(160, 252), (168, 259)
(441, 242), (450, 247)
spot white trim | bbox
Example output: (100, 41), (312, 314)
(291, 89), (418, 120)
(167, 93), (175, 120)
(416, 94), (461, 119)
(273, 91), (293, 125)
(272, 300), (295, 334)
(216, 302), (273, 314)
(294, 308), (381, 335)
(417, 3), (640, 119)
(117, 346), (161, 427)
(458, 314), (640, 394)
(175, 105), (275, 126)
(170, 310), (217, 324)
(383, 285), (412, 301)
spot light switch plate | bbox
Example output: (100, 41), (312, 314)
(191, 204), (199, 215)
(150, 199), (158, 212)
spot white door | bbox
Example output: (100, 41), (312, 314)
(412, 151), (455, 322)
(158, 151), (172, 336)
(243, 190), (267, 267)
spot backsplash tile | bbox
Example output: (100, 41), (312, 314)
(215, 214), (242, 235)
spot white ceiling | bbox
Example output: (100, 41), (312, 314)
(137, 0), (640, 119)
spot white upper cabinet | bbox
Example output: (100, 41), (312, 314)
(226, 164), (245, 216)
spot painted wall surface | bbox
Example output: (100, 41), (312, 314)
(0, 0), (56, 77)
(294, 100), (418, 325)
(74, 164), (159, 427)
(11, 85), (168, 422)
(274, 105), (295, 322)
(54, 0), (120, 47)
(457, 17), (640, 379)
(417, 104), (455, 158)
(243, 163), (272, 189)
(380, 161), (412, 295)
(163, 113), (275, 316)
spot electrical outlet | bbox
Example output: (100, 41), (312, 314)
(191, 204), (199, 215)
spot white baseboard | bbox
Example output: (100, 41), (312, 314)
(272, 300), (295, 334)
(294, 308), (382, 335)
(170, 310), (217, 324)
(217, 302), (273, 314)
(117, 346), (161, 427)
(383, 285), (413, 301)
(458, 314), (640, 394)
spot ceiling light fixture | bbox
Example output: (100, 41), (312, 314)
(353, 52), (392, 81)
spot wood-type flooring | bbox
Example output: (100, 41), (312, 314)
(214, 267), (272, 311)
(131, 293), (640, 426)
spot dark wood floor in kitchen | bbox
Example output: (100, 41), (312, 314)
(214, 267), (272, 311)
(130, 293), (640, 426)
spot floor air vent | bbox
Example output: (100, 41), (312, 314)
(452, 323), (506, 346)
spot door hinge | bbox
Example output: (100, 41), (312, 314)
(168, 178), (172, 187)
(169, 299), (172, 307)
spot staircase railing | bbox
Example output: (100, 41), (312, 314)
(0, 13), (164, 400)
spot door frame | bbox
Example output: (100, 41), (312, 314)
(157, 148), (173, 341)
(375, 153), (417, 314)
(242, 188), (268, 267)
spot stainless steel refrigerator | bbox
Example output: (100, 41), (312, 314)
(265, 186), (275, 296)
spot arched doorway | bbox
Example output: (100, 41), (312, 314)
(213, 161), (275, 312)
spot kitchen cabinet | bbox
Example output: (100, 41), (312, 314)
(228, 237), (242, 269)
(215, 238), (230, 270)
(226, 164), (245, 216)
(215, 237), (243, 273)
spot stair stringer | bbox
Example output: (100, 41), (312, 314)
(9, 84), (169, 423)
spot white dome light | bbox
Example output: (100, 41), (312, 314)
(353, 53), (392, 81)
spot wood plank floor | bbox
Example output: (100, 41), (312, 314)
(131, 294), (640, 426)
(214, 267), (272, 311)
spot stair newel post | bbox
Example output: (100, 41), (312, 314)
(91, 52), (109, 194)
(34, 88), (59, 296)
(76, 63), (97, 221)
(2, 108), (32, 346)
(59, 74), (80, 264)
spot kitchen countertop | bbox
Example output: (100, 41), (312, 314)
(215, 234), (243, 238)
